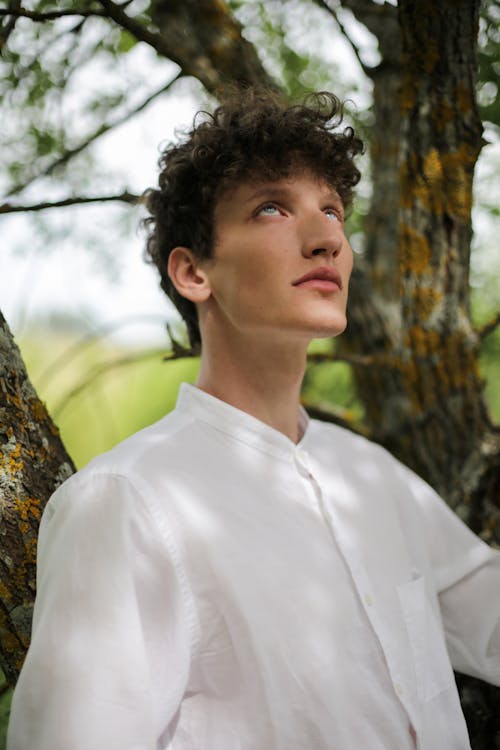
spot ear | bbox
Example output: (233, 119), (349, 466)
(167, 247), (211, 304)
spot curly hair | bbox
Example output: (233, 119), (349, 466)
(143, 86), (363, 348)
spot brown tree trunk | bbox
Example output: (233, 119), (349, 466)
(345, 0), (500, 744)
(0, 312), (74, 684)
(341, 0), (500, 519)
(396, 0), (500, 522)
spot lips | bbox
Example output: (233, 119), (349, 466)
(292, 266), (342, 290)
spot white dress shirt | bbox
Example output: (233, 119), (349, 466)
(8, 383), (500, 750)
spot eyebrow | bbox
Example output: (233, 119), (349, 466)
(244, 184), (343, 206)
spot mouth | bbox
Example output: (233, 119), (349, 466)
(292, 266), (342, 291)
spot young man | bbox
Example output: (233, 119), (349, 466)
(8, 89), (500, 749)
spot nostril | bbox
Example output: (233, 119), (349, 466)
(312, 248), (327, 256)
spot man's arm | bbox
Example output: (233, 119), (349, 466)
(7, 471), (193, 750)
(399, 462), (500, 686)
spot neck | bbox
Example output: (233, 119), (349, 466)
(196, 328), (308, 443)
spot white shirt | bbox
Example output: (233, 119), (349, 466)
(8, 383), (500, 750)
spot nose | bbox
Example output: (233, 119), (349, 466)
(300, 212), (344, 259)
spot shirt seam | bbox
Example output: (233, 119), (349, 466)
(82, 469), (202, 662)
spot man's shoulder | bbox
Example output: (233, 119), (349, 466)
(69, 406), (200, 489)
(307, 417), (390, 462)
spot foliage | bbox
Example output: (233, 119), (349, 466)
(477, 0), (500, 127)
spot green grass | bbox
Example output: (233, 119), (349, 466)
(19, 330), (200, 469)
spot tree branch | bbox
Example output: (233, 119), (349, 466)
(0, 191), (140, 213)
(477, 312), (500, 340)
(307, 350), (377, 366)
(96, 0), (188, 68)
(302, 399), (371, 438)
(340, 0), (402, 70)
(311, 0), (372, 76)
(16, 72), (182, 187)
(0, 0), (21, 52)
(0, 7), (106, 21)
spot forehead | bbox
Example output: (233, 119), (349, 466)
(215, 172), (342, 216)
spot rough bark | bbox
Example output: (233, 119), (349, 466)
(148, 0), (278, 94)
(395, 0), (500, 522)
(0, 313), (74, 684)
(339, 0), (500, 522)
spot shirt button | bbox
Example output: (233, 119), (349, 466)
(395, 683), (404, 697)
(364, 593), (373, 607)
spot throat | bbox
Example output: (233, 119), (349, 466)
(196, 343), (307, 443)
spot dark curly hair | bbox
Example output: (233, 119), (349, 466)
(143, 86), (363, 348)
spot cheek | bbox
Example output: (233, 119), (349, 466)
(343, 243), (354, 281)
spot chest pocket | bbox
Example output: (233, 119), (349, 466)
(397, 575), (455, 701)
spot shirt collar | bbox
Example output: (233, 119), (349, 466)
(176, 382), (310, 461)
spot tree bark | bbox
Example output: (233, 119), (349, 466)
(0, 312), (74, 684)
(148, 0), (277, 93)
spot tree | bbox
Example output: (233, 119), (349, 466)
(1, 0), (499, 744)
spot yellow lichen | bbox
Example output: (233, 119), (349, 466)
(432, 99), (455, 131)
(29, 397), (49, 423)
(405, 326), (441, 358)
(400, 143), (477, 220)
(454, 81), (472, 114)
(399, 226), (431, 275)
(423, 148), (443, 184)
(14, 495), (41, 522)
(6, 443), (24, 474)
(0, 580), (12, 605)
(412, 287), (443, 320)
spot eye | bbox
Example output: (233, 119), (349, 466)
(324, 208), (340, 222)
(256, 203), (282, 216)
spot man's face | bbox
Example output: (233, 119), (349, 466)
(201, 172), (353, 344)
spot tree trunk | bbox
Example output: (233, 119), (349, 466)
(0, 312), (74, 684)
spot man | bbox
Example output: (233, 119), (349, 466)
(8, 88), (500, 749)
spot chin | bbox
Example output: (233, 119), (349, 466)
(309, 316), (348, 339)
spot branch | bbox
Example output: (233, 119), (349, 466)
(0, 0), (21, 52)
(311, 0), (372, 76)
(96, 0), (185, 65)
(27, 73), (182, 183)
(0, 7), (106, 21)
(477, 312), (500, 340)
(338, 0), (400, 65)
(0, 191), (140, 214)
(302, 399), (371, 438)
(307, 350), (377, 366)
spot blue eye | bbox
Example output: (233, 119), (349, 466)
(324, 208), (339, 221)
(258, 204), (280, 216)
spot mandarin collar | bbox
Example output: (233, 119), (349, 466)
(176, 383), (310, 461)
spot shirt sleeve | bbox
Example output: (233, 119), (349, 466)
(7, 470), (194, 750)
(398, 461), (500, 687)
